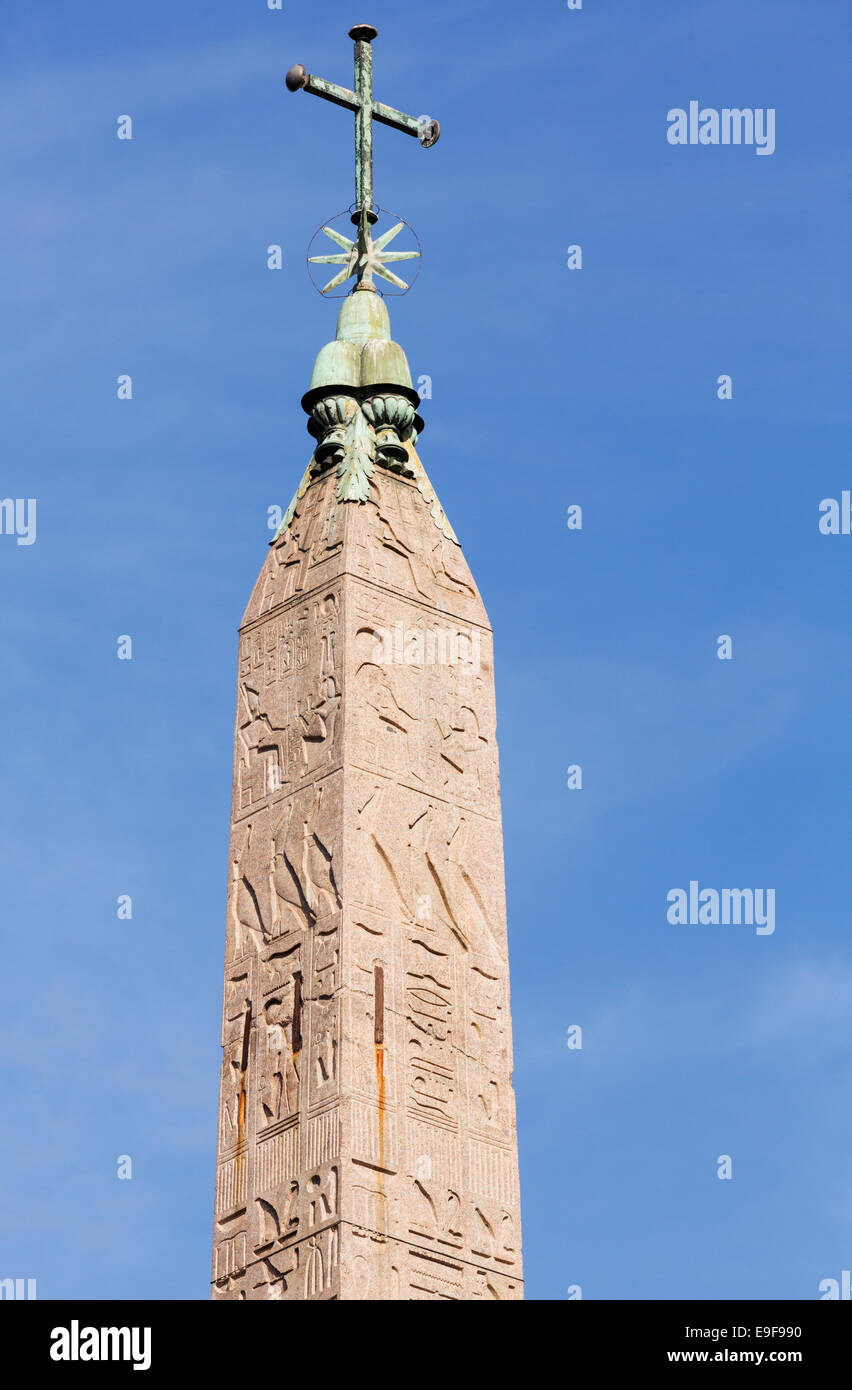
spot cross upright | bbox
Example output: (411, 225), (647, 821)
(286, 24), (440, 292)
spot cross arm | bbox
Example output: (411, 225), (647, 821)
(288, 70), (360, 113)
(286, 63), (440, 147)
(371, 101), (420, 138)
(372, 100), (440, 147)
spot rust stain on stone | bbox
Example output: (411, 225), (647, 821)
(374, 1043), (385, 1176)
(374, 963), (386, 1178)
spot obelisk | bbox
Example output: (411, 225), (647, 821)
(211, 25), (523, 1300)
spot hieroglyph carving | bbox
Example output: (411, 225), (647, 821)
(214, 436), (522, 1299)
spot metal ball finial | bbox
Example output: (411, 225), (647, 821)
(286, 64), (307, 92)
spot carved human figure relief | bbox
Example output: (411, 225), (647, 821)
(306, 1167), (339, 1228)
(223, 966), (251, 1042)
(312, 999), (338, 1090)
(237, 684), (285, 808)
(298, 674), (341, 774)
(436, 703), (487, 799)
(259, 988), (301, 1124)
(354, 652), (420, 779)
(218, 1041), (243, 1152)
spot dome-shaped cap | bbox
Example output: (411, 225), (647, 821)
(302, 287), (422, 417)
(306, 340), (360, 395)
(360, 339), (413, 391)
(336, 289), (391, 347)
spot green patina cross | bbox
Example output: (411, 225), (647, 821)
(286, 24), (440, 293)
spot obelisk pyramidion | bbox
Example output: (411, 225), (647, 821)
(211, 24), (523, 1300)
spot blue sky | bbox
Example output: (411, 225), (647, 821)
(1, 0), (851, 1300)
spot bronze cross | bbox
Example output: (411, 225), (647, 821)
(287, 24), (440, 292)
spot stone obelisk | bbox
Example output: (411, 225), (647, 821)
(211, 25), (523, 1300)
